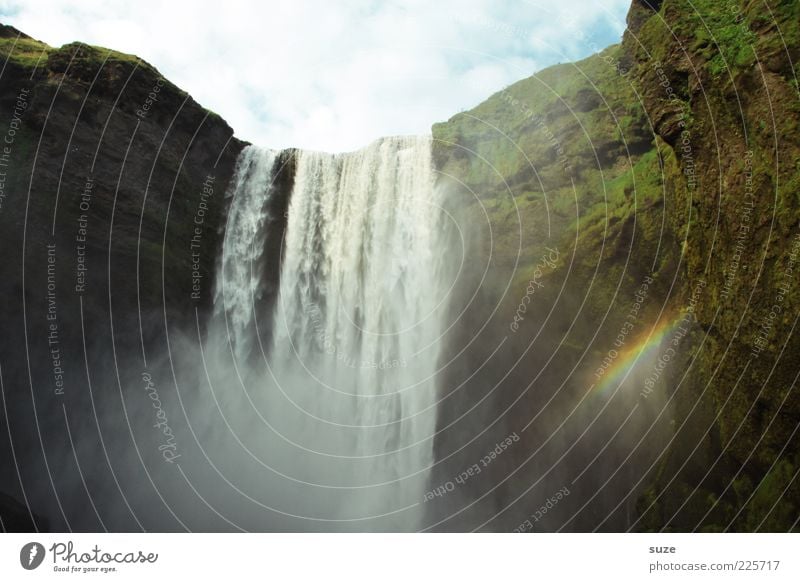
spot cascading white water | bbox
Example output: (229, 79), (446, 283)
(216, 147), (278, 358)
(213, 136), (456, 530)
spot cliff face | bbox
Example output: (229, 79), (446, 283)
(430, 40), (681, 532)
(623, 0), (800, 532)
(0, 26), (244, 529)
(431, 0), (799, 531)
(0, 26), (244, 326)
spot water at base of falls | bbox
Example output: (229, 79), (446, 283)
(209, 135), (459, 530)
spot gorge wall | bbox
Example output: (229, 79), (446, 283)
(0, 25), (244, 530)
(429, 0), (800, 531)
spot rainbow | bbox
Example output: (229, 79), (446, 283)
(593, 312), (690, 397)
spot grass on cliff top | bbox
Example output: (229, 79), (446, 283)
(0, 35), (225, 122)
(0, 35), (143, 69)
(433, 45), (638, 206)
(0, 35), (50, 68)
(69, 42), (144, 65)
(432, 43), (664, 294)
(435, 44), (629, 140)
(432, 43), (647, 204)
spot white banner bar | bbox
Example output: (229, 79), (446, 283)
(1, 533), (796, 581)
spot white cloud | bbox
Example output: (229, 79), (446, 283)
(0, 0), (630, 151)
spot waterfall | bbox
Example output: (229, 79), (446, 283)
(212, 136), (455, 530)
(216, 147), (279, 359)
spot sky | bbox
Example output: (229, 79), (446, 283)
(0, 0), (631, 152)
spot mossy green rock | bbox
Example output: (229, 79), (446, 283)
(431, 0), (799, 531)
